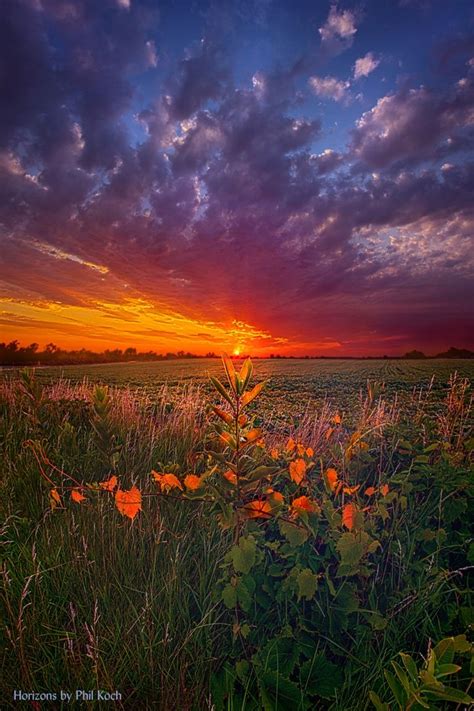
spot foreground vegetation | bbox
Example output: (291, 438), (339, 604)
(1, 360), (473, 709)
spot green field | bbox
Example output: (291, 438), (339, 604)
(3, 357), (473, 418)
(1, 359), (473, 709)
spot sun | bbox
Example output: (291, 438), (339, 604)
(232, 347), (241, 356)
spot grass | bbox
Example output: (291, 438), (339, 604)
(0, 365), (472, 709)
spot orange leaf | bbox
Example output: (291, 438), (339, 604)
(238, 357), (252, 384)
(115, 486), (142, 520)
(380, 484), (389, 497)
(151, 471), (183, 492)
(243, 499), (272, 519)
(325, 468), (338, 492)
(223, 469), (237, 485)
(240, 380), (267, 407)
(343, 484), (360, 495)
(184, 474), (203, 491)
(342, 502), (358, 530)
(333, 413), (342, 425)
(305, 447), (314, 457)
(325, 427), (334, 441)
(244, 428), (262, 443)
(212, 405), (233, 425)
(296, 443), (305, 456)
(71, 489), (86, 503)
(289, 458), (306, 485)
(291, 495), (319, 517)
(99, 475), (118, 492)
(364, 486), (377, 496)
(270, 448), (279, 460)
(222, 353), (238, 392)
(266, 488), (284, 503)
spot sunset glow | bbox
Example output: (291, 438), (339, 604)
(1, 1), (473, 356)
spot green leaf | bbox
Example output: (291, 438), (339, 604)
(336, 532), (364, 570)
(257, 636), (300, 676)
(399, 653), (418, 682)
(236, 577), (253, 612)
(368, 690), (389, 711)
(427, 687), (473, 704)
(222, 584), (237, 609)
(452, 634), (471, 652)
(300, 654), (343, 699)
(325, 573), (336, 597)
(231, 536), (257, 574)
(435, 663), (461, 677)
(391, 661), (410, 693)
(211, 664), (236, 710)
(419, 670), (442, 688)
(366, 612), (388, 630)
(245, 465), (279, 483)
(468, 542), (474, 564)
(279, 519), (309, 547)
(208, 449), (228, 463)
(334, 583), (359, 614)
(210, 377), (234, 407)
(236, 659), (250, 680)
(384, 669), (406, 708)
(297, 569), (318, 601)
(240, 624), (251, 639)
(257, 670), (303, 711)
(433, 637), (455, 665)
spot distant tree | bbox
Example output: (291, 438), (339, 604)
(435, 347), (474, 359)
(404, 350), (427, 359)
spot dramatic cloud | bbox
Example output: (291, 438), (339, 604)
(0, 0), (473, 355)
(353, 52), (380, 79)
(309, 76), (350, 102)
(319, 4), (358, 46)
(351, 76), (474, 168)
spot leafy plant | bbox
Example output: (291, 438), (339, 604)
(369, 635), (473, 710)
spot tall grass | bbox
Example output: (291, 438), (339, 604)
(1, 369), (472, 709)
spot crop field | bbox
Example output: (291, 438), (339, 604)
(1, 358), (473, 710)
(3, 358), (474, 421)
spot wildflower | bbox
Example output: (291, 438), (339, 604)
(184, 474), (202, 491)
(325, 468), (338, 492)
(222, 469), (237, 485)
(71, 489), (86, 503)
(286, 437), (296, 453)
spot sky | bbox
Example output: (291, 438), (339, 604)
(1, 0), (473, 357)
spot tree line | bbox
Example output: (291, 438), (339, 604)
(0, 341), (218, 366)
(0, 341), (472, 366)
